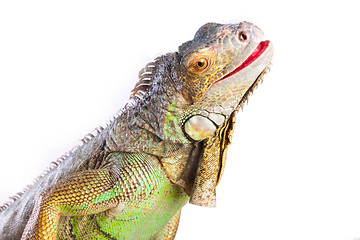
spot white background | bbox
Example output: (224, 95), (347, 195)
(1, 1), (360, 239)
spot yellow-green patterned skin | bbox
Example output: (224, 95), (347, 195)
(21, 153), (188, 240)
(0, 21), (273, 239)
(55, 153), (188, 240)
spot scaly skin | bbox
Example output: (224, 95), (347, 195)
(0, 22), (273, 239)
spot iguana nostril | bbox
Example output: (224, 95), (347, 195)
(238, 31), (248, 42)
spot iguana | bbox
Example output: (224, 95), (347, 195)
(0, 21), (273, 239)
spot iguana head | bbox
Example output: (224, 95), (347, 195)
(131, 21), (273, 207)
(174, 22), (273, 207)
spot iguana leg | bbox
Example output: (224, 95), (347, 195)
(21, 169), (119, 240)
(155, 209), (181, 240)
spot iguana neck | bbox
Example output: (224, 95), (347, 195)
(105, 53), (191, 155)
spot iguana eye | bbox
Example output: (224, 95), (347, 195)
(196, 59), (207, 68)
(186, 56), (213, 74)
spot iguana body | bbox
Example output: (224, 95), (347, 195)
(0, 22), (273, 239)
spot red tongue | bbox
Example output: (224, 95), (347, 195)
(219, 40), (270, 80)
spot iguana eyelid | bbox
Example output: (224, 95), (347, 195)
(183, 48), (217, 74)
(185, 55), (214, 74)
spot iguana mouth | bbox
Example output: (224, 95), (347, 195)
(218, 40), (271, 81)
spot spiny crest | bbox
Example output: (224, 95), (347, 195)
(0, 147), (77, 212)
(130, 62), (156, 100)
(0, 123), (110, 212)
(0, 70), (140, 212)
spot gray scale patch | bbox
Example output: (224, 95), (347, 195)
(208, 113), (225, 126)
(199, 110), (209, 117)
(213, 106), (224, 114)
(221, 102), (231, 109)
(222, 108), (233, 116)
(205, 106), (214, 113)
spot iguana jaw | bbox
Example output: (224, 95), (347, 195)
(193, 38), (273, 121)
